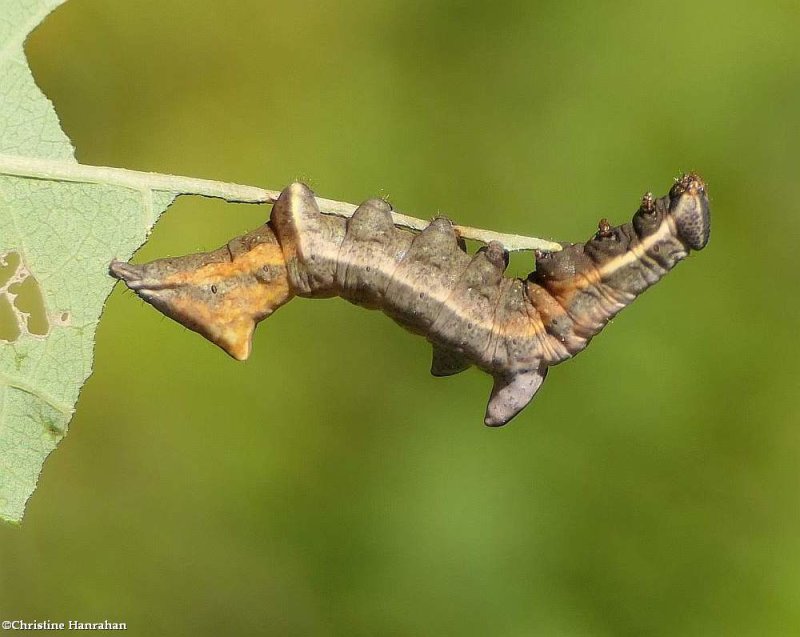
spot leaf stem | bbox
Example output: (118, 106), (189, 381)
(0, 153), (562, 252)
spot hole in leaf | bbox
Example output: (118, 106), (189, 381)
(0, 295), (20, 342)
(0, 252), (21, 287)
(9, 276), (49, 336)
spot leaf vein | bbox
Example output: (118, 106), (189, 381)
(0, 372), (73, 416)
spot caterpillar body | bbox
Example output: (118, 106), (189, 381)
(110, 174), (710, 426)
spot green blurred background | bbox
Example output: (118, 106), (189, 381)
(1, 0), (799, 634)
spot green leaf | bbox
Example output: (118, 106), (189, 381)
(0, 0), (176, 523)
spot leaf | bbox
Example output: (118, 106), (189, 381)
(0, 0), (177, 523)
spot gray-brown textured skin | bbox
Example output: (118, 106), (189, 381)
(269, 175), (710, 426)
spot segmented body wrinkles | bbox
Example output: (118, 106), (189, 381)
(110, 174), (710, 425)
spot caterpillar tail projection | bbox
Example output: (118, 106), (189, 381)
(110, 174), (710, 426)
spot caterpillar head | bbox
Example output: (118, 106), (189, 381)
(668, 172), (710, 251)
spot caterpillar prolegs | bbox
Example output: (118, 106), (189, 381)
(110, 174), (710, 426)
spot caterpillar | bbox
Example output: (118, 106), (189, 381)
(110, 174), (710, 426)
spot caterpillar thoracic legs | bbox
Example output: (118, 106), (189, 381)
(110, 174), (710, 426)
